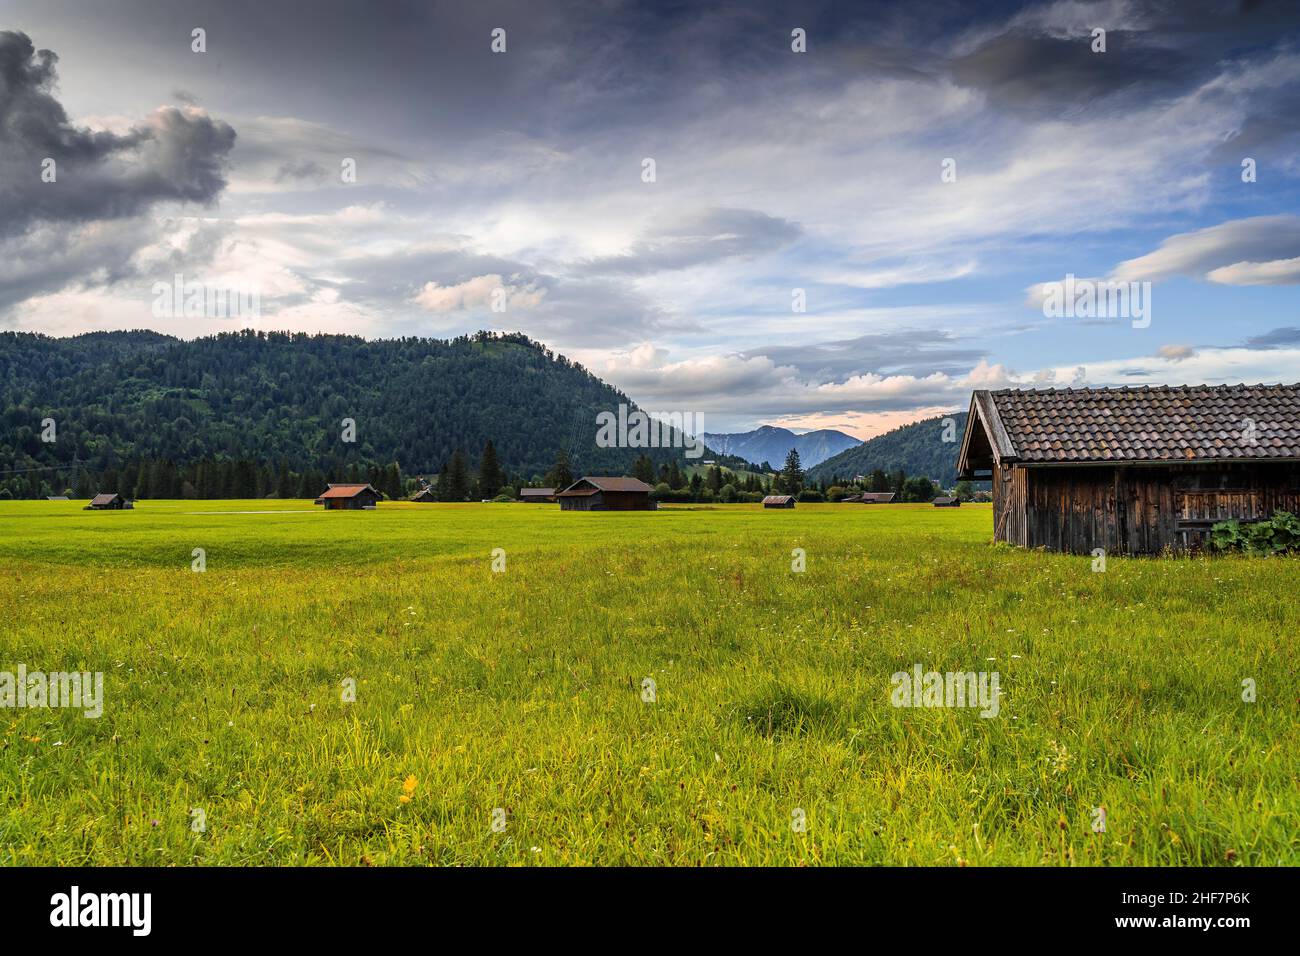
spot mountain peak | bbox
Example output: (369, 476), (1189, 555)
(702, 424), (859, 468)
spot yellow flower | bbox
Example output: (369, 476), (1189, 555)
(399, 774), (418, 803)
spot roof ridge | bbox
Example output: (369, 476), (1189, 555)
(991, 383), (1300, 395)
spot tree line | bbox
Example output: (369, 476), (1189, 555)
(0, 329), (754, 499)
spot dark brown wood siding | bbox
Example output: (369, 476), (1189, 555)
(559, 490), (654, 511)
(992, 462), (1027, 547)
(991, 461), (1300, 554)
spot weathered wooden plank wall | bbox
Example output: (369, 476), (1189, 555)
(991, 461), (1300, 554)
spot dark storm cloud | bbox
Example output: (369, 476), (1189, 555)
(739, 330), (987, 381)
(1208, 88), (1300, 164)
(575, 208), (802, 276)
(1244, 327), (1300, 349)
(948, 0), (1300, 114)
(949, 30), (1190, 112)
(0, 31), (236, 237)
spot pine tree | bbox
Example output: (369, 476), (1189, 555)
(545, 447), (573, 490)
(780, 448), (804, 496)
(443, 450), (470, 501)
(276, 463), (294, 499)
(384, 462), (403, 500)
(631, 454), (655, 484)
(478, 441), (504, 498)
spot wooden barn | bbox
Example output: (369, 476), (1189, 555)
(556, 476), (654, 511)
(956, 385), (1300, 554)
(314, 483), (382, 510)
(858, 492), (895, 503)
(762, 495), (796, 508)
(410, 488), (437, 503)
(933, 496), (960, 507)
(519, 487), (556, 503)
(85, 492), (131, 510)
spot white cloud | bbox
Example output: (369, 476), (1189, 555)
(1206, 256), (1300, 286)
(1111, 216), (1300, 285)
(411, 274), (546, 313)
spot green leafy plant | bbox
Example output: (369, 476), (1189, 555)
(1209, 511), (1300, 556)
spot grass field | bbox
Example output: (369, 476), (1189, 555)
(0, 499), (1295, 866)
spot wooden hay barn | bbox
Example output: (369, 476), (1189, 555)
(762, 494), (796, 508)
(858, 492), (895, 503)
(956, 384), (1300, 554)
(519, 487), (556, 503)
(410, 488), (437, 503)
(556, 476), (654, 511)
(85, 493), (131, 510)
(933, 496), (960, 507)
(314, 483), (382, 510)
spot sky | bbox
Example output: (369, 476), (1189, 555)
(1, 0), (1299, 437)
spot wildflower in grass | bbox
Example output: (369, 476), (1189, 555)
(400, 774), (418, 803)
(1046, 740), (1071, 775)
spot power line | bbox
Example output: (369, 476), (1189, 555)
(0, 458), (84, 477)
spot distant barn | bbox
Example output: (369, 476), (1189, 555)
(410, 488), (437, 503)
(556, 477), (654, 511)
(957, 385), (1300, 554)
(314, 483), (382, 510)
(933, 496), (960, 507)
(519, 487), (556, 503)
(858, 492), (895, 503)
(85, 492), (131, 510)
(762, 495), (796, 508)
(46, 495), (69, 501)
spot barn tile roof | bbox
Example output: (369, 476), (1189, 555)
(89, 493), (121, 506)
(316, 483), (381, 499)
(762, 495), (795, 504)
(964, 385), (1300, 468)
(556, 476), (653, 496)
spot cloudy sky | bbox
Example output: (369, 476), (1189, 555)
(2, 0), (1299, 436)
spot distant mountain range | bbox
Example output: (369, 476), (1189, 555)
(806, 412), (970, 487)
(702, 425), (861, 469)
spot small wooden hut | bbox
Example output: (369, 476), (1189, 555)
(956, 384), (1300, 553)
(556, 477), (654, 511)
(314, 483), (382, 510)
(85, 492), (131, 510)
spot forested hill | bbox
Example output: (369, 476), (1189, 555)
(0, 329), (739, 498)
(806, 411), (969, 487)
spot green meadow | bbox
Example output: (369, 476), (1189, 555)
(0, 499), (1295, 866)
